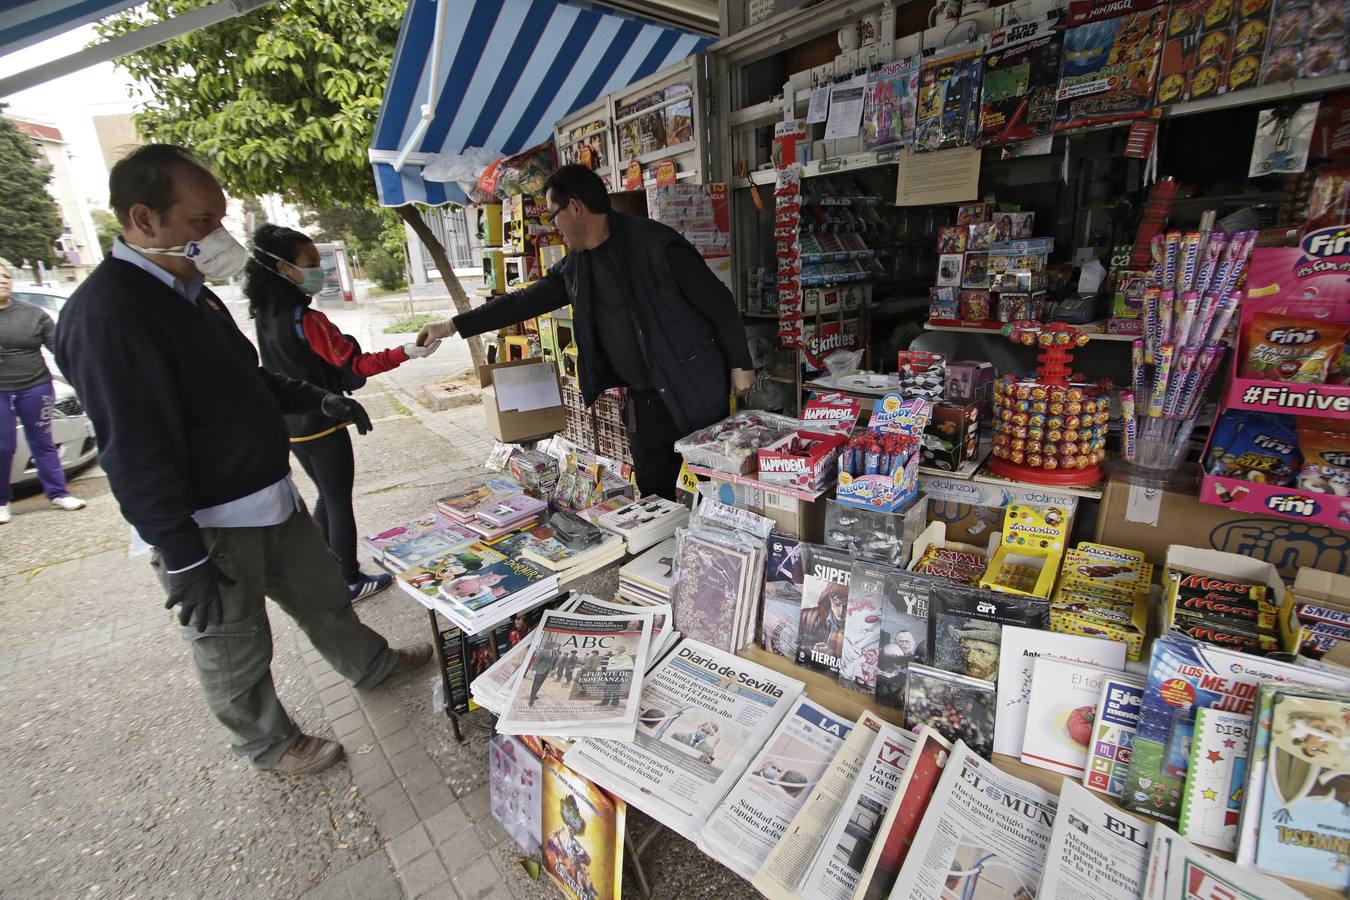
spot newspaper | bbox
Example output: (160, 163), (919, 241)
(891, 741), (1058, 900)
(496, 609), (654, 740)
(571, 595), (678, 665)
(470, 596), (582, 715)
(697, 698), (854, 880)
(1038, 780), (1152, 900)
(802, 724), (917, 900)
(1142, 822), (1310, 900)
(562, 638), (804, 840)
(753, 710), (888, 900)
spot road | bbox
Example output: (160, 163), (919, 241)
(0, 286), (751, 899)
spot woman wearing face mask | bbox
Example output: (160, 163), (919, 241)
(0, 259), (87, 523)
(245, 225), (440, 602)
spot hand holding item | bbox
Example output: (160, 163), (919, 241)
(165, 560), (232, 632)
(321, 394), (374, 434)
(403, 340), (441, 359)
(731, 368), (756, 395)
(417, 318), (456, 347)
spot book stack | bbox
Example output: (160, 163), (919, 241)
(435, 477), (530, 525)
(670, 527), (766, 654)
(517, 525), (626, 587)
(595, 495), (689, 553)
(361, 513), (477, 572)
(618, 538), (677, 606)
(463, 493), (548, 540)
(396, 539), (559, 635)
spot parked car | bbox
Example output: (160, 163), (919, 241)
(10, 379), (98, 490)
(11, 284), (71, 323)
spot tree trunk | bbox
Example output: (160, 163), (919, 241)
(395, 204), (487, 383)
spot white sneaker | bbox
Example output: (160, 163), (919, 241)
(0, 504), (9, 524)
(50, 496), (86, 511)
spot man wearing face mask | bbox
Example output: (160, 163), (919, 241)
(54, 144), (432, 776)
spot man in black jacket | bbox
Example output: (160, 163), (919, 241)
(55, 145), (430, 776)
(417, 165), (754, 499)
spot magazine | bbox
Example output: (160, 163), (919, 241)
(875, 570), (937, 710)
(797, 544), (854, 674)
(541, 754), (625, 900)
(570, 595), (677, 666)
(398, 543), (508, 603)
(698, 698), (854, 880)
(763, 532), (805, 660)
(489, 735), (543, 856)
(1083, 673), (1146, 799)
(902, 664), (996, 759)
(850, 727), (951, 900)
(1123, 634), (1349, 826)
(618, 537), (677, 605)
(1177, 708), (1251, 852)
(595, 494), (688, 553)
(992, 626), (1127, 758)
(362, 513), (471, 564)
(670, 527), (761, 654)
(753, 711), (887, 900)
(891, 741), (1058, 900)
(435, 476), (525, 521)
(839, 561), (898, 695)
(862, 56), (920, 150)
(1253, 688), (1350, 887)
(496, 610), (654, 741)
(800, 725), (916, 900)
(563, 638), (804, 841)
(927, 584), (1049, 683)
(978, 17), (1062, 145)
(1143, 822), (1308, 900)
(1038, 780), (1152, 900)
(1021, 657), (1121, 778)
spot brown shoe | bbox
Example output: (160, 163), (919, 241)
(271, 733), (344, 775)
(390, 642), (433, 675)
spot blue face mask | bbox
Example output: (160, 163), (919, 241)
(257, 248), (325, 295)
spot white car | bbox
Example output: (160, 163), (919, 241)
(11, 284), (70, 323)
(10, 379), (98, 490)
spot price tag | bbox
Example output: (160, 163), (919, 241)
(677, 461), (700, 496)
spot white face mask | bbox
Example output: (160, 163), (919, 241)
(131, 227), (249, 279)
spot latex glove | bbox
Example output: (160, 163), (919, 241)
(403, 340), (441, 359)
(321, 394), (374, 434)
(165, 560), (232, 632)
(417, 318), (456, 347)
(731, 368), (757, 395)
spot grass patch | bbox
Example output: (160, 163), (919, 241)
(365, 284), (407, 299)
(383, 312), (440, 334)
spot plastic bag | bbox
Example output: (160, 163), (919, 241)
(674, 411), (804, 474)
(421, 147), (503, 200)
(479, 141), (557, 200)
(824, 349), (863, 377)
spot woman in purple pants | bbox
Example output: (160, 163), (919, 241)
(0, 263), (86, 523)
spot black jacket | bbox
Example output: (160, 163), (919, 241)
(54, 258), (330, 570)
(453, 212), (749, 437)
(253, 292), (345, 439)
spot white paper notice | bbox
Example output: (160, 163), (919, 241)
(824, 76), (866, 140)
(1125, 483), (1161, 527)
(492, 363), (561, 412)
(806, 86), (830, 124)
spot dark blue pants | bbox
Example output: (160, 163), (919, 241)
(0, 382), (69, 504)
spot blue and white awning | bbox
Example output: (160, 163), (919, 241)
(369, 0), (713, 207)
(0, 1), (142, 57)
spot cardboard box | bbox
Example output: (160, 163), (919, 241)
(945, 361), (995, 406)
(1160, 545), (1297, 655)
(756, 431), (846, 491)
(478, 359), (566, 444)
(919, 474), (1080, 546)
(699, 476), (826, 542)
(1095, 479), (1350, 581)
(922, 401), (979, 471)
(979, 503), (1071, 599)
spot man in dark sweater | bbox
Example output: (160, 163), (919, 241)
(55, 144), (431, 776)
(417, 165), (754, 499)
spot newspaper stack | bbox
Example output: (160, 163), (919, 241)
(564, 638), (804, 841)
(595, 495), (689, 553)
(470, 595), (679, 716)
(618, 538), (677, 605)
(496, 609), (654, 741)
(361, 513), (477, 572)
(396, 540), (559, 635)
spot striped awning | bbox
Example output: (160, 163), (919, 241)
(0, 1), (142, 57)
(369, 0), (713, 207)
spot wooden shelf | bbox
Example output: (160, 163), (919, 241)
(735, 645), (1338, 900)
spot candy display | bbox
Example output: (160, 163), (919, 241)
(1163, 562), (1283, 655)
(1239, 313), (1348, 383)
(1050, 542), (1153, 660)
(674, 412), (805, 475)
(979, 504), (1070, 598)
(911, 544), (986, 584)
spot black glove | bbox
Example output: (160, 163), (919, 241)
(165, 560), (232, 632)
(321, 394), (373, 435)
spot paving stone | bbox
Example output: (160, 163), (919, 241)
(398, 849), (451, 898)
(298, 872), (350, 900)
(371, 712), (407, 739)
(344, 727), (378, 752)
(380, 726), (420, 757)
(312, 668), (346, 691)
(347, 745), (387, 774)
(365, 781), (411, 818)
(374, 801), (421, 840)
(359, 688), (403, 720)
(389, 743), (431, 777)
(459, 784), (491, 823)
(438, 826), (487, 869)
(423, 804), (473, 848)
(331, 710), (368, 739)
(353, 760), (397, 795)
(327, 695), (360, 721)
(448, 852), (500, 900)
(410, 782), (455, 819)
(474, 813), (510, 850)
(401, 761), (447, 795)
(386, 824), (433, 870)
(320, 683), (352, 707)
(341, 854), (402, 900)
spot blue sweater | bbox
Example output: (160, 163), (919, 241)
(55, 258), (329, 569)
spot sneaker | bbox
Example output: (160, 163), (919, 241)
(270, 733), (344, 776)
(0, 505), (9, 525)
(348, 571), (391, 602)
(390, 642), (433, 675)
(50, 496), (86, 511)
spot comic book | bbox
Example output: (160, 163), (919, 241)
(861, 55), (920, 149)
(838, 561), (896, 695)
(796, 544), (854, 674)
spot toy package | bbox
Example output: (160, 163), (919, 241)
(979, 18), (1063, 144)
(1261, 0), (1350, 85)
(1054, 0), (1168, 132)
(1156, 0), (1273, 103)
(914, 42), (985, 152)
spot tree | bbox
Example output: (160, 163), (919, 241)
(90, 208), (121, 257)
(98, 0), (486, 373)
(0, 111), (63, 270)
